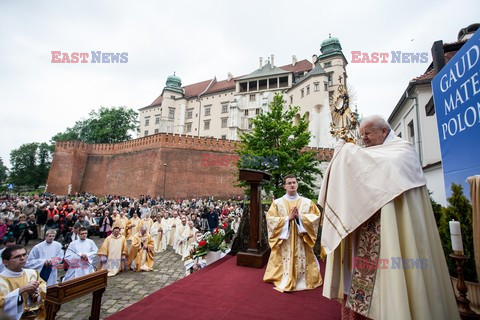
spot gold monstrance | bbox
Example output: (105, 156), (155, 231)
(329, 79), (360, 143)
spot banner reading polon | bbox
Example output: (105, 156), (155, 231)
(432, 28), (480, 200)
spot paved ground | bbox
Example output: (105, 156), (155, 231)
(23, 236), (186, 320)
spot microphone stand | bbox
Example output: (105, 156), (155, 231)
(66, 247), (98, 271)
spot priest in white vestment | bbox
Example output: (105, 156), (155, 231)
(320, 115), (460, 320)
(174, 216), (191, 257)
(97, 226), (128, 276)
(0, 245), (47, 320)
(263, 174), (323, 292)
(150, 214), (165, 253)
(168, 211), (182, 248)
(26, 229), (64, 286)
(160, 212), (171, 251)
(63, 227), (98, 282)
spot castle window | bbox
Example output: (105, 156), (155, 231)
(221, 118), (228, 128)
(168, 108), (175, 120)
(186, 123), (192, 133)
(145, 118), (150, 126)
(204, 120), (210, 130)
(314, 82), (320, 92)
(204, 105), (211, 117)
(249, 94), (255, 102)
(221, 103), (228, 113)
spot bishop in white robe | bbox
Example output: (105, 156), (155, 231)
(320, 116), (459, 320)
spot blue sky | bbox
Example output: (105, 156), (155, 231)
(0, 0), (478, 167)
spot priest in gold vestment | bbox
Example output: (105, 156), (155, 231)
(97, 226), (128, 276)
(320, 116), (459, 320)
(113, 210), (130, 239)
(263, 174), (322, 292)
(0, 245), (47, 320)
(128, 227), (154, 272)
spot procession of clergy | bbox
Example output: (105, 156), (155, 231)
(0, 209), (203, 320)
(0, 115), (467, 319)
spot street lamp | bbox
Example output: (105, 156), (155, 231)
(163, 163), (167, 200)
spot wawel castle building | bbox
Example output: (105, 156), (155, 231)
(139, 36), (348, 148)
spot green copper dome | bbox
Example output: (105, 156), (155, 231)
(165, 72), (183, 94)
(320, 35), (342, 55)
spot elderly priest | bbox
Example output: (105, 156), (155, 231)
(319, 115), (459, 320)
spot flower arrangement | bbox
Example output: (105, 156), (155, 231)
(192, 223), (233, 258)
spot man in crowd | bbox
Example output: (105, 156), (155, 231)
(0, 245), (47, 319)
(0, 238), (17, 274)
(26, 229), (64, 286)
(128, 227), (154, 272)
(63, 227), (98, 282)
(97, 226), (128, 277)
(263, 174), (322, 292)
(44, 215), (61, 241)
(319, 115), (459, 319)
(206, 205), (219, 232)
(35, 205), (47, 240)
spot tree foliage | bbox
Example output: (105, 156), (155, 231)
(9, 143), (52, 188)
(0, 157), (8, 185)
(436, 183), (477, 282)
(51, 106), (139, 144)
(237, 94), (321, 199)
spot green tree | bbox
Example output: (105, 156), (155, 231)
(437, 183), (477, 282)
(9, 142), (52, 188)
(0, 157), (8, 185)
(237, 93), (321, 199)
(51, 106), (139, 144)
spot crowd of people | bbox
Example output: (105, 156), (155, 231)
(0, 193), (243, 277)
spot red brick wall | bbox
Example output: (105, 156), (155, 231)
(46, 133), (333, 199)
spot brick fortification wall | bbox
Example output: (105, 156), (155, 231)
(47, 133), (333, 199)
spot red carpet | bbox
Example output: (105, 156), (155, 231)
(107, 255), (341, 320)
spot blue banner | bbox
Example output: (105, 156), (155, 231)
(432, 28), (480, 200)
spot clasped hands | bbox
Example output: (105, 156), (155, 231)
(288, 207), (299, 221)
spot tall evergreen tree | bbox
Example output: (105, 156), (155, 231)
(237, 93), (321, 199)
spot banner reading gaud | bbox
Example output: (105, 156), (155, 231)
(432, 28), (480, 200)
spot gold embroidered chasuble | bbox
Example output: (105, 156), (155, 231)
(0, 269), (47, 320)
(97, 234), (128, 276)
(128, 233), (154, 272)
(263, 195), (322, 292)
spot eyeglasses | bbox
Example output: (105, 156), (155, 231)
(10, 253), (28, 260)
